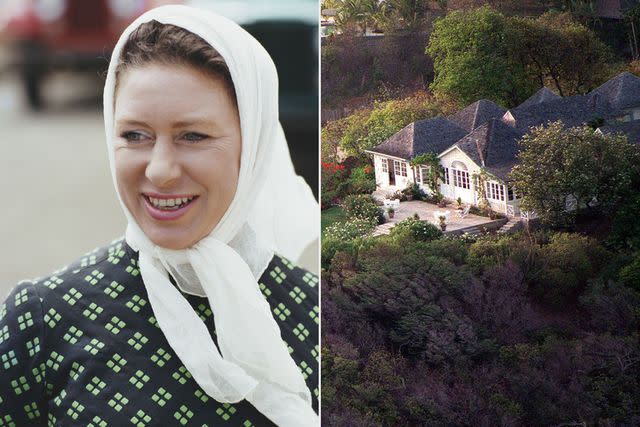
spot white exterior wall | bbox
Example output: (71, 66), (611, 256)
(439, 148), (480, 205)
(439, 147), (521, 216)
(373, 150), (522, 216)
(373, 154), (390, 188)
(372, 154), (414, 191)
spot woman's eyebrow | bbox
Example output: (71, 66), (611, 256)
(171, 119), (213, 128)
(115, 118), (212, 128)
(115, 119), (149, 128)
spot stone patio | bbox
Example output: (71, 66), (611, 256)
(373, 200), (507, 236)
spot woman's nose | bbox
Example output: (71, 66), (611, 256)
(145, 139), (181, 188)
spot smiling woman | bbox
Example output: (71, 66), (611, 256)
(114, 63), (242, 249)
(0, 6), (319, 427)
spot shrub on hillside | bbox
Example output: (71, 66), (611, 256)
(389, 217), (443, 242)
(529, 233), (609, 308)
(342, 194), (384, 224)
(324, 217), (377, 242)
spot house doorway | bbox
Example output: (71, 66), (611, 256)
(387, 159), (395, 186)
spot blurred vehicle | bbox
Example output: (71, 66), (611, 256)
(0, 0), (151, 109)
(181, 0), (319, 196)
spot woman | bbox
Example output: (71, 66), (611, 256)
(0, 5), (319, 426)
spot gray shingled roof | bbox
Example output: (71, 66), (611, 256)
(448, 99), (507, 132)
(454, 119), (524, 181)
(516, 87), (561, 110)
(598, 121), (640, 145)
(369, 117), (467, 160)
(589, 72), (640, 111)
(505, 94), (612, 130)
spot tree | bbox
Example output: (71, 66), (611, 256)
(410, 153), (443, 197)
(377, 0), (446, 32)
(333, 0), (381, 35)
(426, 6), (536, 108)
(509, 121), (640, 227)
(337, 92), (445, 158)
(509, 12), (614, 96)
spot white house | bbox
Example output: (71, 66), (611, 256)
(365, 72), (640, 218)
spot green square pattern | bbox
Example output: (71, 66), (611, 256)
(105, 281), (125, 299)
(173, 405), (193, 426)
(1, 350), (18, 370)
(83, 302), (104, 321)
(129, 370), (150, 390)
(84, 269), (104, 286)
(126, 295), (147, 313)
(62, 326), (83, 345)
(86, 376), (106, 396)
(83, 339), (105, 356)
(131, 409), (152, 427)
(88, 415), (107, 427)
(66, 400), (84, 420)
(108, 392), (129, 412)
(106, 353), (127, 373)
(171, 366), (192, 385)
(216, 403), (237, 421)
(44, 308), (61, 328)
(23, 401), (40, 420)
(26, 337), (41, 357)
(151, 387), (172, 407)
(106, 316), (126, 335)
(127, 332), (148, 351)
(273, 303), (291, 321)
(150, 348), (171, 367)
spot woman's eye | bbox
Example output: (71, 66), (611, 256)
(120, 131), (149, 143)
(182, 132), (208, 142)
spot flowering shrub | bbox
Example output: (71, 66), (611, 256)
(324, 217), (377, 241)
(321, 162), (350, 209)
(347, 166), (376, 195)
(390, 217), (442, 242)
(342, 194), (384, 224)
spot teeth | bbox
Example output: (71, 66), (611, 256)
(147, 196), (194, 210)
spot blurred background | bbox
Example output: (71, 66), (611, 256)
(0, 0), (319, 294)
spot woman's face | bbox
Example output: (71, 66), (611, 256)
(113, 63), (241, 249)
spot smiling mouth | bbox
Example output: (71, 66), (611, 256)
(143, 195), (198, 211)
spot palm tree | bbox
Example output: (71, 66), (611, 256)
(334, 0), (381, 35)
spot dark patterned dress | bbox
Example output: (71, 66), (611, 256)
(0, 238), (319, 426)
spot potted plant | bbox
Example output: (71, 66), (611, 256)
(388, 207), (395, 218)
(456, 197), (463, 210)
(438, 215), (447, 231)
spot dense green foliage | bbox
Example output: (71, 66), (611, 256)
(341, 194), (385, 224)
(321, 206), (349, 233)
(427, 7), (536, 108)
(321, 158), (376, 209)
(322, 230), (640, 425)
(322, 92), (449, 160)
(509, 122), (640, 227)
(427, 8), (616, 107)
(388, 217), (443, 241)
(510, 12), (614, 97)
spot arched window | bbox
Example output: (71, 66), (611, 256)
(451, 161), (470, 189)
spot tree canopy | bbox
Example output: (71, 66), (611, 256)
(426, 7), (616, 107)
(426, 6), (536, 108)
(509, 121), (640, 227)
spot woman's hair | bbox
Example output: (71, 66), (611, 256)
(114, 20), (235, 101)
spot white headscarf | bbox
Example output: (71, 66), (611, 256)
(102, 5), (319, 426)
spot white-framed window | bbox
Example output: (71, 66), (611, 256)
(486, 181), (505, 201)
(394, 160), (407, 177)
(380, 158), (388, 173)
(508, 186), (516, 201)
(419, 166), (429, 184)
(451, 161), (470, 189)
(443, 167), (450, 185)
